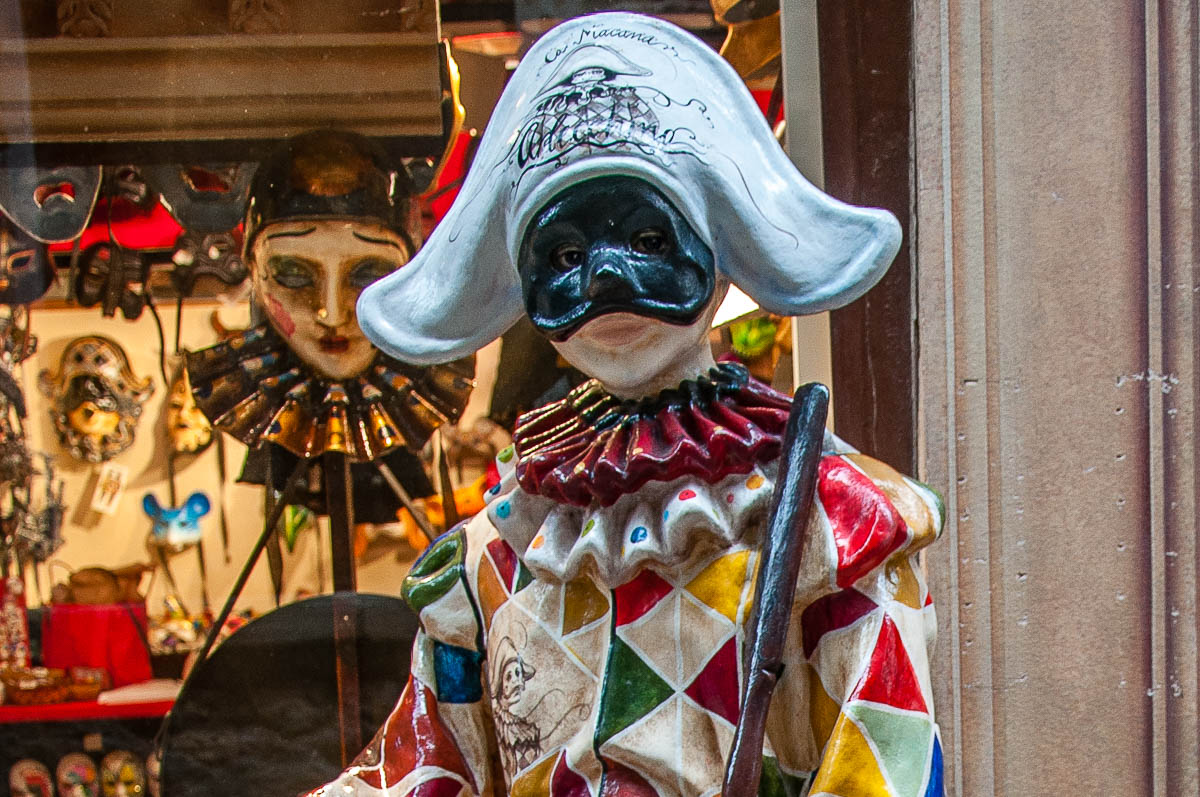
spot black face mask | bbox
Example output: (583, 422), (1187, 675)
(517, 176), (715, 341)
(0, 153), (102, 243)
(143, 162), (256, 234)
(74, 242), (149, 320)
(0, 222), (54, 305)
(105, 165), (158, 210)
(169, 230), (248, 296)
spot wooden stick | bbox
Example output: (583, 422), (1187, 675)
(722, 382), (829, 797)
(375, 460), (437, 543)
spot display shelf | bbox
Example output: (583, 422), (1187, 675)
(0, 697), (174, 724)
(0, 32), (446, 163)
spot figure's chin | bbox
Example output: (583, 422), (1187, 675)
(551, 294), (725, 397)
(298, 342), (377, 381)
(568, 312), (656, 348)
(555, 323), (691, 391)
(546, 303), (704, 344)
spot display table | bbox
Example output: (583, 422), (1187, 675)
(0, 697), (173, 724)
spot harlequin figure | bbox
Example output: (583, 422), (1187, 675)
(312, 13), (943, 797)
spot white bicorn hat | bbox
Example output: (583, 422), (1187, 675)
(358, 12), (901, 365)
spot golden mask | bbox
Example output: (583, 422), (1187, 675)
(100, 752), (145, 797)
(166, 369), (212, 454)
(39, 336), (153, 463)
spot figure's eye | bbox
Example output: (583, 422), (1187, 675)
(8, 251), (36, 272)
(631, 228), (670, 255)
(550, 243), (586, 271)
(269, 257), (314, 289)
(348, 258), (394, 289)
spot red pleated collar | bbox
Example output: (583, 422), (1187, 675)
(512, 363), (790, 507)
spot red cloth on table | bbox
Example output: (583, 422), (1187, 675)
(41, 603), (152, 687)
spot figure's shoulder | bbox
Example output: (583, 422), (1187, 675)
(403, 523), (470, 615)
(401, 511), (500, 649)
(830, 452), (944, 541)
(813, 437), (944, 589)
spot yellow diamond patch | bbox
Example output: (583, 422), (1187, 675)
(563, 575), (609, 635)
(685, 550), (750, 622)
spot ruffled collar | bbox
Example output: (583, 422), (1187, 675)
(486, 429), (855, 585)
(187, 324), (474, 462)
(512, 363), (790, 507)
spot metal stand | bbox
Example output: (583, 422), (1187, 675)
(155, 456), (310, 777)
(375, 460), (436, 544)
(183, 458), (308, 674)
(261, 453), (286, 605)
(324, 451), (362, 764)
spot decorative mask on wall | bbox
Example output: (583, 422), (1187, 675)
(40, 336), (154, 463)
(229, 0), (289, 34)
(104, 165), (158, 211)
(9, 760), (53, 797)
(57, 753), (100, 797)
(0, 150), (102, 243)
(0, 305), (39, 367)
(0, 221), (55, 305)
(143, 492), (210, 552)
(187, 130), (473, 466)
(169, 230), (248, 296)
(0, 308), (35, 493)
(13, 455), (67, 565)
(56, 0), (115, 38)
(99, 751), (145, 797)
(74, 242), (150, 320)
(143, 162), (256, 234)
(165, 369), (212, 454)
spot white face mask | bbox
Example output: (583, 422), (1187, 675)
(250, 219), (410, 381)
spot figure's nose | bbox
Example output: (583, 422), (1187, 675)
(583, 255), (637, 303)
(316, 275), (349, 329)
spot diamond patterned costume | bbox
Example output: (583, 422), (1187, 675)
(309, 366), (944, 797)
